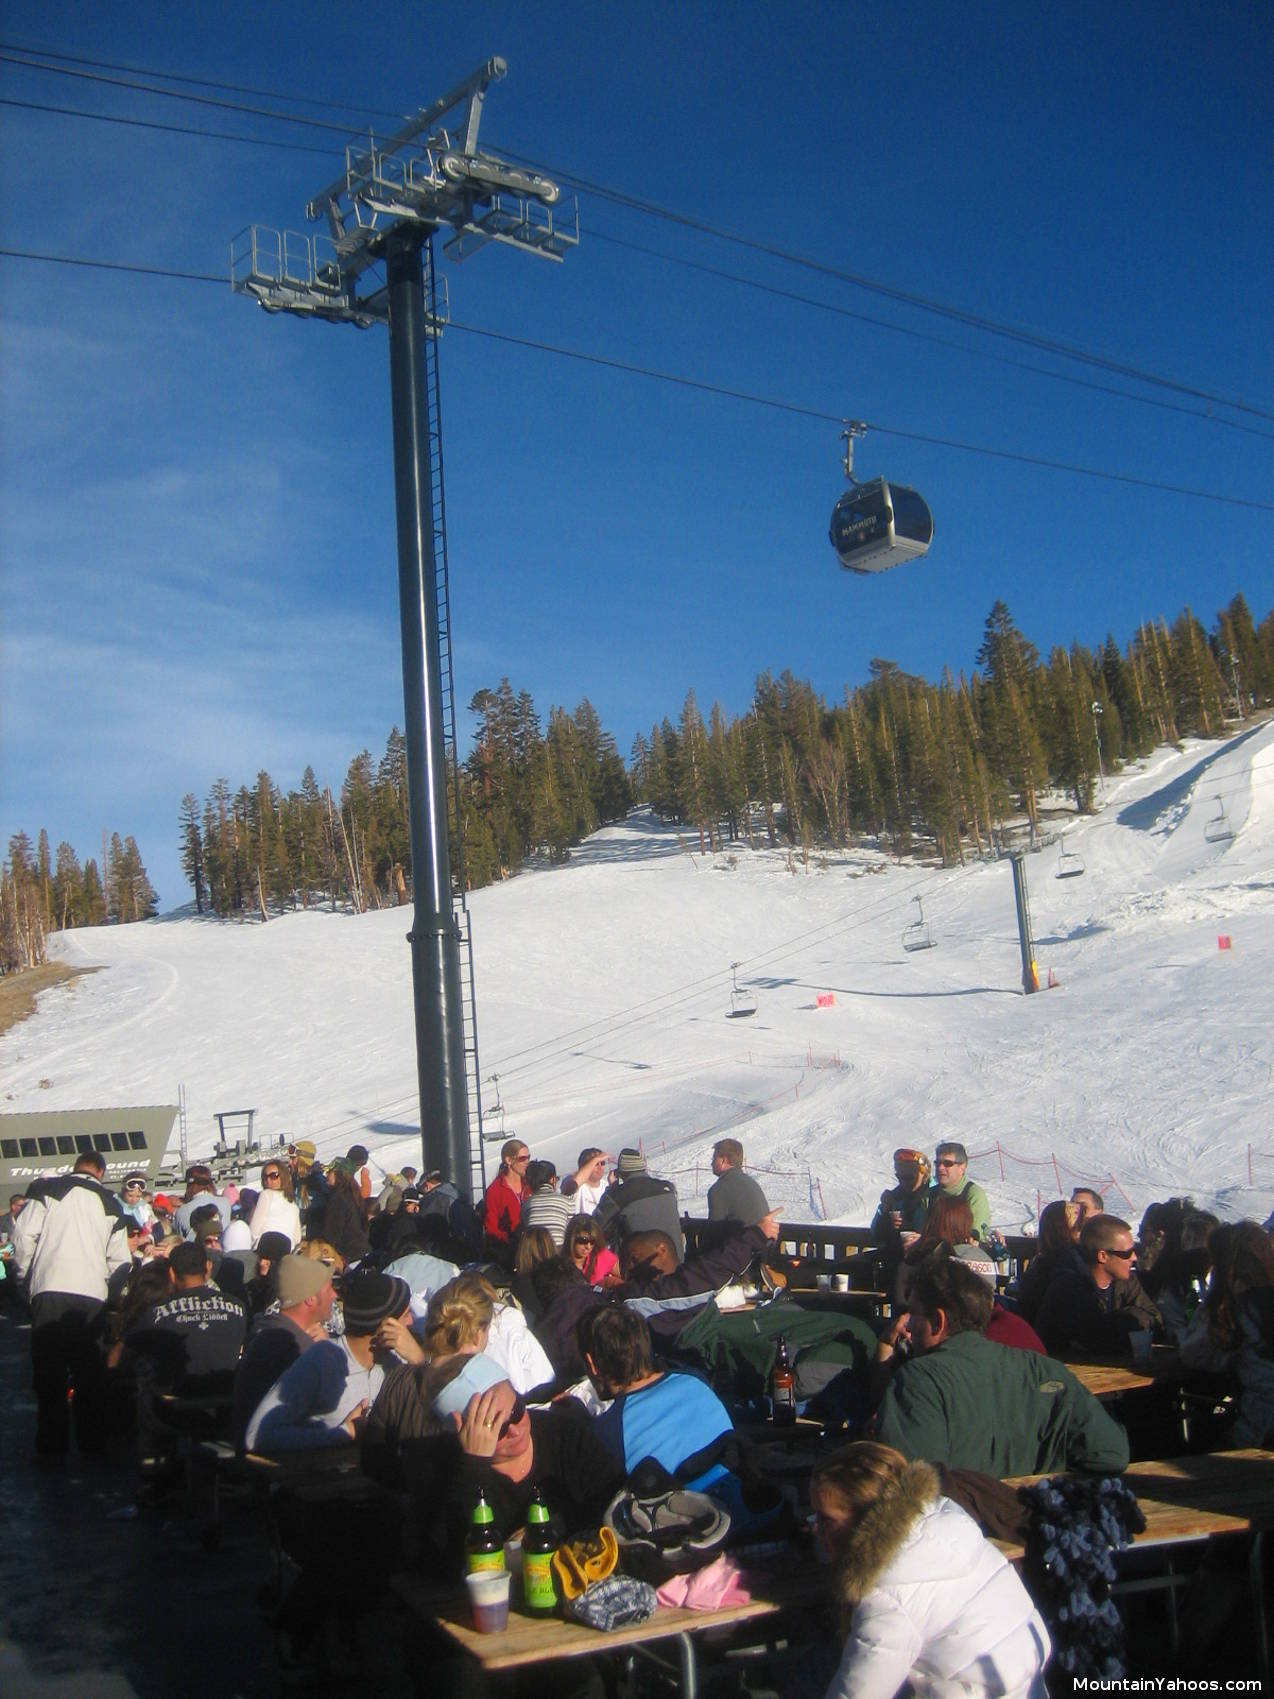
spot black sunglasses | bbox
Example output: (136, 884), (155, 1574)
(262, 1171), (283, 1181)
(498, 1395), (527, 1438)
(1105, 1247), (1136, 1259)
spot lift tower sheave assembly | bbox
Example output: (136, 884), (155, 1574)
(231, 59), (577, 1202)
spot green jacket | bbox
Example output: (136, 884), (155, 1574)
(929, 1178), (991, 1241)
(876, 1329), (1130, 1478)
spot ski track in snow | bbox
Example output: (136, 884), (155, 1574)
(4, 724), (1273, 1232)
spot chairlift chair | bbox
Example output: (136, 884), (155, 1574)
(1204, 795), (1235, 845)
(727, 962), (758, 1019)
(901, 896), (935, 953)
(1055, 848), (1086, 880)
(482, 1074), (515, 1143)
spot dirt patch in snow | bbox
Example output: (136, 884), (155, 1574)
(0, 962), (101, 1040)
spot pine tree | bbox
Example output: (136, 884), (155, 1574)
(80, 858), (106, 926)
(179, 793), (206, 913)
(53, 841), (83, 930)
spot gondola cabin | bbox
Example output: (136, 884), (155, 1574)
(830, 477), (934, 575)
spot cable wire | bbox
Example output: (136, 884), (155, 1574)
(4, 42), (1270, 425)
(2, 244), (1271, 512)
(583, 226), (1274, 444)
(0, 95), (336, 156)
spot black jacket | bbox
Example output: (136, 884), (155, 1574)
(1035, 1268), (1162, 1358)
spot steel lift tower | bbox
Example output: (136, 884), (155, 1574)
(231, 59), (577, 1201)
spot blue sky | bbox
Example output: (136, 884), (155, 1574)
(2, 1), (1271, 912)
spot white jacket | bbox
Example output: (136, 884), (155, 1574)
(13, 1172), (131, 1302)
(484, 1302), (555, 1394)
(249, 1190), (302, 1250)
(827, 1473), (1050, 1699)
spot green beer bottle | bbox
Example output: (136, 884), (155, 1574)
(522, 1488), (557, 1615)
(465, 1490), (504, 1575)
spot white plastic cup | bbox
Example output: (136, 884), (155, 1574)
(832, 1273), (851, 1294)
(466, 1569), (511, 1633)
(1129, 1330), (1153, 1367)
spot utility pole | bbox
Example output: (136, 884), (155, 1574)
(1231, 655), (1244, 721)
(1091, 700), (1105, 797)
(231, 59), (577, 1199)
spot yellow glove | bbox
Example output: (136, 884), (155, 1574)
(551, 1527), (620, 1599)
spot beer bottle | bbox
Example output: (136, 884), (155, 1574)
(522, 1488), (558, 1615)
(771, 1334), (796, 1426)
(465, 1490), (504, 1575)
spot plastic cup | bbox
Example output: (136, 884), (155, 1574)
(465, 1569), (511, 1634)
(1129, 1330), (1153, 1367)
(832, 1273), (851, 1294)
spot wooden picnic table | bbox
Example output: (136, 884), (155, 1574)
(393, 1561), (820, 1694)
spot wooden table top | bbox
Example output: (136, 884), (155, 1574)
(996, 1448), (1274, 1559)
(1061, 1347), (1185, 1398)
(394, 1563), (818, 1672)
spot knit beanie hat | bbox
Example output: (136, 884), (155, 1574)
(339, 1271), (411, 1336)
(277, 1254), (333, 1307)
(617, 1149), (647, 1178)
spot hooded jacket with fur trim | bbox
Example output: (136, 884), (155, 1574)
(826, 1460), (1049, 1699)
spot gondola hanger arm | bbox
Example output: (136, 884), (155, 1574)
(840, 420), (868, 483)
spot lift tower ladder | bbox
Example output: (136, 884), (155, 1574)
(419, 236), (487, 1199)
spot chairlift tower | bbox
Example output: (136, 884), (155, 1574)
(231, 58), (578, 1203)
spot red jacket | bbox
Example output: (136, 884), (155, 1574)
(483, 1173), (523, 1243)
(986, 1303), (1046, 1354)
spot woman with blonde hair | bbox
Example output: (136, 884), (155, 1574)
(810, 1441), (1050, 1699)
(425, 1271), (552, 1395)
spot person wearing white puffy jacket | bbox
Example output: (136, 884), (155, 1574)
(810, 1441), (1050, 1699)
(248, 1159), (302, 1250)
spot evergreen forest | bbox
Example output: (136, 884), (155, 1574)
(3, 592), (1270, 946)
(1, 830), (158, 972)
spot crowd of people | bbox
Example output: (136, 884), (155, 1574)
(3, 1130), (1271, 1696)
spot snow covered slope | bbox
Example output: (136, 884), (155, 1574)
(5, 724), (1272, 1234)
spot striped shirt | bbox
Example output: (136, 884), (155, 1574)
(520, 1188), (574, 1246)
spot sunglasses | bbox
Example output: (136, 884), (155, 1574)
(262, 1171), (283, 1181)
(498, 1395), (527, 1438)
(935, 1159), (960, 1169)
(1104, 1247), (1136, 1260)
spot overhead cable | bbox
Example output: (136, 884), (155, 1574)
(2, 245), (1271, 513)
(3, 42), (1270, 424)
